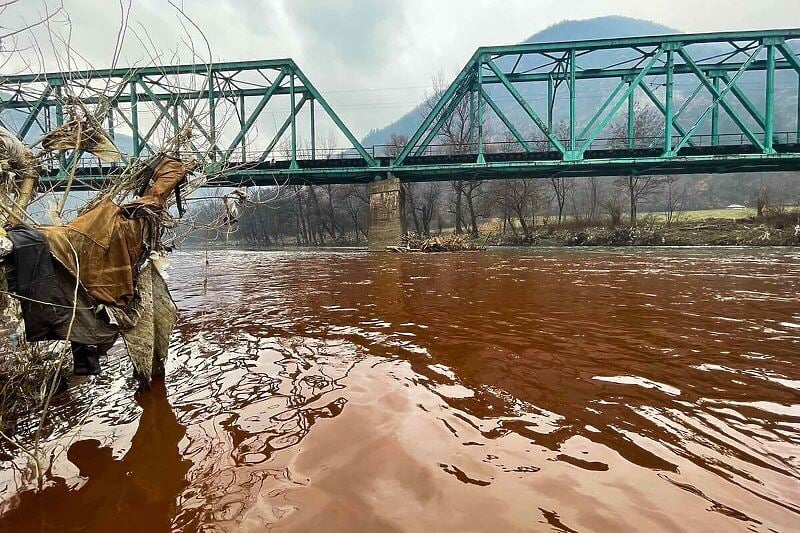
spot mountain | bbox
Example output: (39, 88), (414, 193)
(521, 16), (675, 43)
(360, 17), (680, 150)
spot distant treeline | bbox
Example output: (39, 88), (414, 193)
(184, 171), (800, 247)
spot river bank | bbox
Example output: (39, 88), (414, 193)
(490, 217), (800, 247)
(192, 215), (800, 251)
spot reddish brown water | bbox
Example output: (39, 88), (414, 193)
(1, 248), (799, 532)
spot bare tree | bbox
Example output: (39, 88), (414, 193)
(663, 176), (686, 226)
(615, 174), (669, 224)
(582, 177), (601, 223)
(383, 133), (408, 158)
(610, 103), (668, 224)
(342, 185), (369, 241)
(420, 73), (476, 234)
(755, 185), (770, 218)
(603, 191), (624, 227)
(549, 176), (573, 225)
(463, 179), (483, 236)
(497, 179), (546, 236)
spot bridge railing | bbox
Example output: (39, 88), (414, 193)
(46, 129), (800, 180)
(370, 131), (800, 159)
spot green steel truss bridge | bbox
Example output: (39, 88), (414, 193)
(2, 29), (800, 190)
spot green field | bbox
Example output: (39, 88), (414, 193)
(643, 207), (757, 222)
(479, 207), (758, 232)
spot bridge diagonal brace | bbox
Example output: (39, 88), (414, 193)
(257, 95), (309, 163)
(777, 42), (800, 74)
(675, 46), (766, 153)
(719, 72), (766, 130)
(176, 99), (225, 161)
(579, 49), (664, 154)
(639, 83), (696, 148)
(480, 87), (533, 152)
(139, 106), (171, 152)
(225, 68), (288, 156)
(17, 85), (52, 140)
(485, 59), (566, 154)
(138, 80), (204, 155)
(577, 78), (628, 141)
(674, 83), (703, 124)
(291, 66), (376, 167)
(394, 54), (479, 166)
(412, 78), (472, 157)
(111, 104), (157, 157)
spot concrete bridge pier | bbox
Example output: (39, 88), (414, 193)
(368, 176), (406, 250)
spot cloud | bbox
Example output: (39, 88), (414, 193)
(281, 0), (407, 70)
(2, 0), (799, 139)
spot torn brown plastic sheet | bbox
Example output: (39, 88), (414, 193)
(40, 198), (146, 307)
(40, 119), (121, 163)
(39, 154), (193, 307)
(129, 155), (196, 209)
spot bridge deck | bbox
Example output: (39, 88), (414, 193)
(43, 142), (800, 190)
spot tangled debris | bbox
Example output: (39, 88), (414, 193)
(0, 126), (38, 226)
(396, 233), (487, 252)
(0, 119), (200, 434)
(39, 103), (121, 163)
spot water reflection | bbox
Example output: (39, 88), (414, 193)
(0, 379), (189, 532)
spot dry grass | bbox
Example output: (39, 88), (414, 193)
(0, 340), (64, 435)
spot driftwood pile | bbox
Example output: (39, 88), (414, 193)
(393, 233), (487, 253)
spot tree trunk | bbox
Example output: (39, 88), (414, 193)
(454, 181), (463, 234)
(628, 177), (637, 225)
(515, 207), (529, 236)
(422, 207), (431, 235)
(467, 194), (478, 236)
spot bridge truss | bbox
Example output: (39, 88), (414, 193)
(0, 59), (376, 188)
(1, 29), (799, 189)
(393, 29), (800, 181)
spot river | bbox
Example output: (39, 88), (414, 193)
(1, 248), (799, 532)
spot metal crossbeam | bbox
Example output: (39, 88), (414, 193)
(2, 29), (799, 189)
(0, 59), (377, 180)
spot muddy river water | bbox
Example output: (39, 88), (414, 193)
(1, 248), (799, 532)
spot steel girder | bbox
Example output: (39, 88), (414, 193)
(0, 58), (377, 183)
(394, 29), (800, 171)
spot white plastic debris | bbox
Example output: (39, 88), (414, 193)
(223, 188), (248, 225)
(150, 251), (172, 280)
(0, 228), (12, 259)
(0, 126), (29, 166)
(47, 200), (64, 225)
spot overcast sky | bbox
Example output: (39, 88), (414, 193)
(3, 0), (800, 138)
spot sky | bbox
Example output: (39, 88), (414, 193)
(2, 0), (800, 140)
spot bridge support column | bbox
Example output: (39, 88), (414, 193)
(368, 177), (405, 250)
